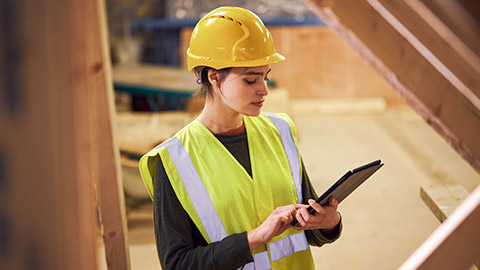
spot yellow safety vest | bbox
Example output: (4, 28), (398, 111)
(139, 112), (314, 270)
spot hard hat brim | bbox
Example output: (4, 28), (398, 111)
(187, 51), (285, 71)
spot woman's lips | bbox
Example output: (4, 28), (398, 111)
(252, 100), (264, 107)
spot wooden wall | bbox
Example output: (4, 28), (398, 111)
(180, 26), (406, 107)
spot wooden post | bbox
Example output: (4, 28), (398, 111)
(0, 0), (129, 269)
(93, 1), (132, 269)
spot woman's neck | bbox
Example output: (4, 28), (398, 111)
(198, 101), (244, 134)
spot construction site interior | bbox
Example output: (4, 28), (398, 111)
(1, 0), (479, 269)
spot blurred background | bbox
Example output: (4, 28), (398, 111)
(104, 0), (480, 269)
(1, 0), (479, 269)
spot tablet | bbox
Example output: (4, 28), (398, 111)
(291, 159), (384, 226)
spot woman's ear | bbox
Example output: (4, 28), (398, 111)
(208, 69), (219, 88)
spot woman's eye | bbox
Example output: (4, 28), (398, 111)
(245, 79), (256, 85)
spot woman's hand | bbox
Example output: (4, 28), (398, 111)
(293, 196), (340, 231)
(247, 197), (341, 252)
(247, 204), (299, 252)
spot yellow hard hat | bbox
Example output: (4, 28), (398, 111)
(187, 6), (285, 71)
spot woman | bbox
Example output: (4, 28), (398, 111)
(139, 6), (342, 269)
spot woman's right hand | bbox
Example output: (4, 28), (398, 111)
(247, 204), (300, 252)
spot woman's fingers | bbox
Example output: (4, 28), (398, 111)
(328, 196), (339, 209)
(307, 199), (324, 213)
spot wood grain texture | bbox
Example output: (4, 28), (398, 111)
(93, 0), (131, 269)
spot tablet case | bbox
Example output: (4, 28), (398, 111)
(291, 159), (384, 226)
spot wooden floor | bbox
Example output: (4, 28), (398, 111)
(99, 102), (480, 270)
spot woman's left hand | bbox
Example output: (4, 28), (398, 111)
(293, 196), (340, 230)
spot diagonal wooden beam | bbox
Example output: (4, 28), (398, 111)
(403, 0), (480, 77)
(304, 0), (480, 174)
(419, 0), (480, 61)
(374, 0), (480, 108)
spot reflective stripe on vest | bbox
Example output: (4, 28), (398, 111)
(163, 114), (308, 268)
(242, 251), (270, 270)
(157, 137), (228, 242)
(269, 231), (309, 262)
(264, 113), (302, 204)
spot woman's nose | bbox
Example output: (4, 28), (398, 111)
(258, 81), (268, 96)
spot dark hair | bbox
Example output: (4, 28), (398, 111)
(193, 66), (232, 100)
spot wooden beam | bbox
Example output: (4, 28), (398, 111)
(401, 185), (480, 269)
(403, 0), (480, 77)
(420, 185), (470, 223)
(92, 0), (131, 269)
(304, 0), (480, 174)
(376, 0), (480, 103)
(419, 0), (480, 60)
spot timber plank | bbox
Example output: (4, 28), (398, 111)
(113, 64), (197, 93)
(93, 0), (131, 269)
(420, 184), (470, 223)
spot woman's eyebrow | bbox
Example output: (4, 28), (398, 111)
(244, 68), (272, 76)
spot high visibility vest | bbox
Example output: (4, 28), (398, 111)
(139, 112), (315, 270)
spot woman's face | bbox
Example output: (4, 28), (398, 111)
(212, 65), (271, 117)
